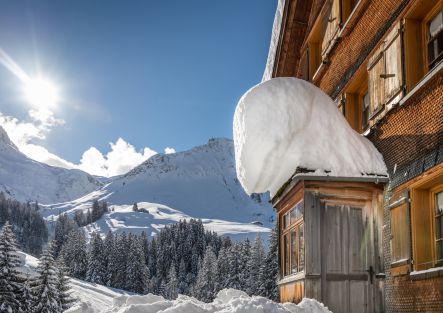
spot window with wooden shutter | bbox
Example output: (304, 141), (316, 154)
(322, 0), (341, 56)
(383, 22), (405, 106)
(368, 51), (385, 115)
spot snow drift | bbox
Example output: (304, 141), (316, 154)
(233, 77), (387, 196)
(68, 288), (332, 313)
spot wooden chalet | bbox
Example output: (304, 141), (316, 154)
(265, 0), (443, 312)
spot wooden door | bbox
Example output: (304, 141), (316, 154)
(321, 203), (376, 313)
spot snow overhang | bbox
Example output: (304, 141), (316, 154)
(233, 78), (388, 197)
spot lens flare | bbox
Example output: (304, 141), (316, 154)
(24, 77), (58, 108)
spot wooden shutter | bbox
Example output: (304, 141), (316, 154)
(383, 22), (404, 106)
(322, 0), (341, 56)
(390, 202), (410, 263)
(368, 49), (385, 114)
(411, 188), (434, 271)
(404, 18), (426, 91)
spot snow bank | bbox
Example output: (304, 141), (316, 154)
(233, 78), (387, 196)
(99, 288), (332, 313)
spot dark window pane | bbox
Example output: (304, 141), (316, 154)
(299, 223), (305, 272)
(284, 234), (290, 276)
(291, 229), (298, 274)
(436, 241), (443, 265)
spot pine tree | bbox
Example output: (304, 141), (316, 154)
(114, 232), (129, 289)
(177, 258), (188, 295)
(164, 264), (178, 300)
(215, 246), (230, 292)
(103, 231), (116, 287)
(258, 225), (279, 301)
(247, 233), (265, 295)
(56, 260), (74, 311)
(239, 238), (251, 292)
(193, 246), (217, 302)
(132, 203), (138, 212)
(86, 232), (107, 284)
(125, 237), (148, 293)
(33, 241), (61, 313)
(0, 222), (22, 313)
(60, 230), (87, 279)
(19, 274), (34, 313)
(226, 244), (242, 290)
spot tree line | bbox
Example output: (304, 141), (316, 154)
(0, 192), (48, 256)
(0, 222), (73, 313)
(57, 218), (279, 302)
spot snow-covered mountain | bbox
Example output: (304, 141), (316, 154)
(0, 126), (102, 204)
(42, 138), (274, 239)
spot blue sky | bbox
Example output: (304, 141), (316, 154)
(0, 0), (276, 176)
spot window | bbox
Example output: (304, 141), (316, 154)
(281, 201), (304, 277)
(361, 91), (370, 130)
(427, 11), (443, 69)
(303, 0), (359, 81)
(342, 68), (368, 132)
(409, 168), (443, 271)
(434, 190), (443, 265)
(403, 1), (442, 91)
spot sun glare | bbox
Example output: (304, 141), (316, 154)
(24, 77), (58, 108)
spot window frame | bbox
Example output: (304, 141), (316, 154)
(430, 184), (443, 266)
(426, 9), (443, 69)
(409, 166), (443, 271)
(280, 200), (305, 278)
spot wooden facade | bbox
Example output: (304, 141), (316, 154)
(267, 0), (443, 312)
(272, 178), (386, 313)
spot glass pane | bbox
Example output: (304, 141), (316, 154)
(290, 201), (303, 224)
(437, 241), (443, 265)
(429, 11), (443, 38)
(436, 215), (443, 241)
(298, 223), (305, 272)
(284, 234), (289, 276)
(283, 213), (289, 229)
(291, 229), (298, 274)
(436, 192), (443, 215)
(362, 92), (370, 109)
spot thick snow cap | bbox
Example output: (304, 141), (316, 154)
(233, 77), (387, 196)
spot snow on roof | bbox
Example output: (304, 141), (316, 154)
(233, 77), (387, 196)
(262, 0), (285, 82)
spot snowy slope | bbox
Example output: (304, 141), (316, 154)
(41, 138), (273, 240)
(18, 252), (331, 313)
(18, 252), (133, 312)
(0, 126), (102, 204)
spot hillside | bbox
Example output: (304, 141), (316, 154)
(41, 138), (273, 239)
(0, 126), (102, 204)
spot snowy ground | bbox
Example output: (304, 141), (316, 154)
(67, 288), (333, 313)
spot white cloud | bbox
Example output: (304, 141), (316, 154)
(164, 147), (176, 154)
(0, 110), (174, 177)
(77, 138), (158, 177)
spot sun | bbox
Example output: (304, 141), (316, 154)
(24, 77), (58, 108)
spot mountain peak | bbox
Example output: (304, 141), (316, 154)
(0, 126), (18, 150)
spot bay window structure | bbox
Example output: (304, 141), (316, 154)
(281, 200), (304, 277)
